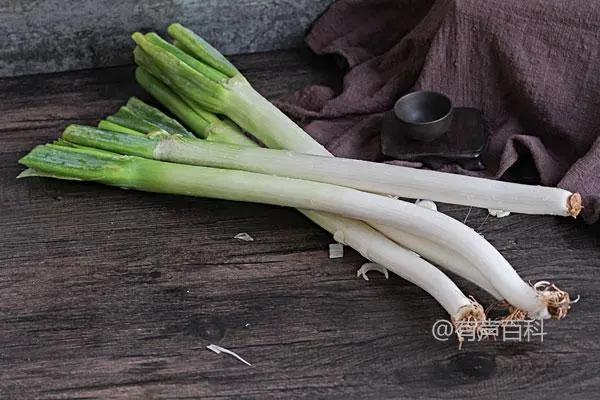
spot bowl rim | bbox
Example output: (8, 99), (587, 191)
(393, 90), (453, 126)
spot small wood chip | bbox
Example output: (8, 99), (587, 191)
(206, 344), (252, 366)
(234, 232), (254, 241)
(356, 263), (389, 281)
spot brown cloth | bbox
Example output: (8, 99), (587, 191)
(277, 0), (600, 223)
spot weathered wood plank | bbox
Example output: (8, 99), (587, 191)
(0, 0), (333, 77)
(1, 50), (599, 399)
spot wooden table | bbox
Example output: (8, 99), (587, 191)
(1, 49), (599, 399)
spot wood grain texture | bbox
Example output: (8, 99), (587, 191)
(0, 0), (333, 77)
(1, 49), (600, 399)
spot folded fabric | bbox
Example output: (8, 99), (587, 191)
(277, 0), (600, 223)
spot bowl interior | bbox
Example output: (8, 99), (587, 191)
(394, 91), (452, 124)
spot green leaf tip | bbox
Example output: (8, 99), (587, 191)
(125, 96), (194, 137)
(17, 168), (40, 179)
(18, 143), (130, 183)
(17, 167), (84, 181)
(167, 23), (239, 78)
(143, 32), (228, 83)
(131, 32), (146, 44)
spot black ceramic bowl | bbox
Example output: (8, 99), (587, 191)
(393, 91), (454, 142)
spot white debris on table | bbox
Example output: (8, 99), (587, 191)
(488, 208), (511, 218)
(234, 232), (254, 241)
(356, 263), (389, 281)
(206, 344), (252, 366)
(328, 243), (344, 258)
(415, 199), (438, 211)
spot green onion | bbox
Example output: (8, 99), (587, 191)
(131, 26), (573, 319)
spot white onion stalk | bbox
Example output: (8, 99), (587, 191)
(144, 137), (575, 217)
(20, 143), (485, 327)
(130, 26), (572, 319)
(170, 136), (577, 216)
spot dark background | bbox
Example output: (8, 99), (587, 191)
(1, 2), (599, 399)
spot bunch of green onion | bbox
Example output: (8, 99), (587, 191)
(19, 25), (578, 341)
